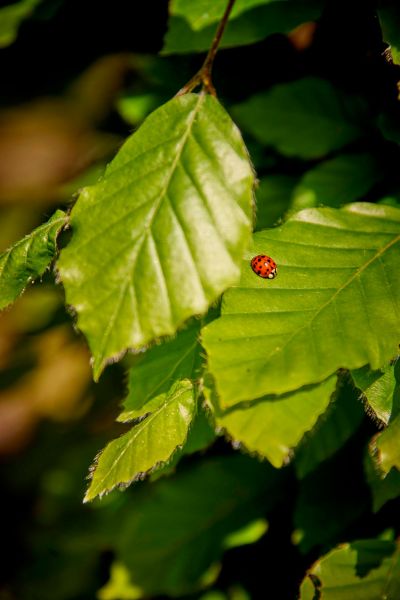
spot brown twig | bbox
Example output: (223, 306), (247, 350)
(176, 0), (236, 97)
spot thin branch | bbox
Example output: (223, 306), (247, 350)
(176, 0), (236, 97)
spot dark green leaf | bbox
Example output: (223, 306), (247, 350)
(0, 0), (42, 47)
(117, 455), (284, 595)
(162, 3), (322, 55)
(255, 175), (298, 230)
(291, 153), (384, 212)
(58, 94), (254, 380)
(365, 452), (400, 512)
(232, 78), (368, 159)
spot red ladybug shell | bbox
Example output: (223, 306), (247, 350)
(251, 255), (277, 279)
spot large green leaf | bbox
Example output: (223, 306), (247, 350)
(0, 0), (42, 47)
(299, 539), (400, 599)
(202, 203), (400, 407)
(118, 322), (201, 422)
(295, 376), (365, 478)
(291, 153), (384, 212)
(206, 376), (336, 468)
(116, 455), (284, 595)
(84, 380), (196, 502)
(171, 0), (276, 31)
(162, 3), (321, 55)
(0, 209), (67, 311)
(232, 78), (369, 159)
(58, 94), (254, 380)
(352, 361), (399, 425)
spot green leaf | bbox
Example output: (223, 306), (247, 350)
(171, 0), (278, 31)
(291, 153), (384, 212)
(207, 376), (336, 468)
(352, 361), (399, 425)
(232, 78), (368, 159)
(202, 203), (400, 407)
(117, 455), (284, 595)
(373, 414), (400, 477)
(0, 209), (67, 311)
(58, 94), (254, 380)
(255, 175), (298, 230)
(162, 3), (321, 55)
(295, 376), (365, 479)
(379, 7), (400, 65)
(365, 452), (400, 512)
(84, 380), (196, 502)
(0, 0), (42, 47)
(118, 322), (201, 422)
(299, 539), (400, 599)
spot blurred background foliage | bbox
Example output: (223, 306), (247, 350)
(1, 0), (400, 599)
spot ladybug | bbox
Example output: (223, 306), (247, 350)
(251, 254), (277, 279)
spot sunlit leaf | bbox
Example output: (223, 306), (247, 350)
(207, 376), (336, 468)
(116, 455), (284, 595)
(233, 78), (369, 159)
(203, 203), (400, 407)
(352, 360), (399, 425)
(299, 539), (400, 599)
(84, 380), (196, 502)
(0, 209), (67, 311)
(58, 94), (254, 379)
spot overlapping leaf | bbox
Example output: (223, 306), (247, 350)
(299, 539), (400, 599)
(202, 203), (400, 407)
(207, 376), (336, 468)
(84, 380), (196, 502)
(255, 175), (297, 230)
(232, 78), (369, 159)
(352, 361), (398, 425)
(0, 0), (42, 47)
(58, 94), (254, 379)
(171, 0), (275, 31)
(365, 453), (400, 512)
(0, 209), (67, 310)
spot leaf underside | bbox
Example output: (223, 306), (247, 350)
(202, 203), (400, 407)
(58, 93), (254, 380)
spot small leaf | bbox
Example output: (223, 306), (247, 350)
(58, 94), (254, 380)
(116, 455), (284, 595)
(0, 209), (67, 311)
(299, 539), (400, 599)
(207, 376), (336, 468)
(118, 322), (201, 422)
(162, 3), (322, 55)
(84, 380), (196, 502)
(233, 78), (369, 159)
(291, 153), (384, 212)
(202, 203), (400, 407)
(352, 361), (399, 425)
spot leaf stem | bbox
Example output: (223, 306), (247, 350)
(176, 0), (236, 97)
